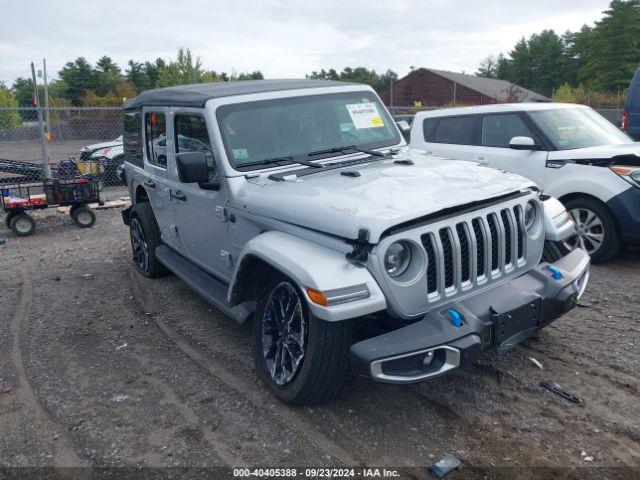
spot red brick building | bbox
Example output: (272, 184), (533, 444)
(378, 68), (549, 107)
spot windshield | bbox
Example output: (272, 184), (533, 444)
(216, 91), (400, 170)
(529, 107), (632, 150)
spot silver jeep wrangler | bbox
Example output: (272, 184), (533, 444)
(121, 80), (590, 405)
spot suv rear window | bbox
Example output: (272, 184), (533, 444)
(432, 116), (477, 145)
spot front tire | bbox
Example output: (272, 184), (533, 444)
(563, 198), (620, 263)
(253, 275), (353, 405)
(10, 213), (36, 237)
(129, 202), (167, 278)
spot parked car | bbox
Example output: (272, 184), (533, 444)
(121, 80), (589, 405)
(410, 103), (640, 262)
(80, 136), (125, 185)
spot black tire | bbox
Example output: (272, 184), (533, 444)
(541, 241), (564, 263)
(9, 213), (36, 237)
(253, 274), (353, 405)
(4, 212), (17, 229)
(71, 206), (96, 228)
(129, 202), (167, 278)
(563, 197), (620, 263)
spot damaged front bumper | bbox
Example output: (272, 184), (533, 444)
(350, 248), (590, 384)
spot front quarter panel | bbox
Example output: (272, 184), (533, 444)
(229, 231), (387, 321)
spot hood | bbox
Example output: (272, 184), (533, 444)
(548, 142), (640, 165)
(80, 136), (123, 152)
(232, 151), (536, 243)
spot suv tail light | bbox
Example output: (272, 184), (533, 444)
(622, 109), (629, 131)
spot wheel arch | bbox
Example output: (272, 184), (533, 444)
(228, 231), (387, 321)
(558, 192), (621, 235)
(134, 185), (149, 204)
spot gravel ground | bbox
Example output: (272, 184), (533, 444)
(0, 205), (638, 479)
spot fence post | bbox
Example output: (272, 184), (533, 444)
(43, 58), (51, 135)
(31, 62), (51, 179)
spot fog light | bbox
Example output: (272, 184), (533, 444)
(422, 351), (435, 366)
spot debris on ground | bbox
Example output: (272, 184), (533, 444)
(428, 454), (460, 478)
(540, 380), (583, 404)
(577, 301), (592, 308)
(528, 357), (544, 370)
(0, 236), (6, 246)
(0, 385), (12, 396)
(581, 450), (594, 462)
(111, 395), (130, 402)
(82, 273), (93, 279)
(115, 343), (127, 351)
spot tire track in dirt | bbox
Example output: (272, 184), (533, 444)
(9, 269), (86, 470)
(128, 268), (362, 466)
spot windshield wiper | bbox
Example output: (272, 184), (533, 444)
(238, 155), (323, 169)
(307, 145), (388, 158)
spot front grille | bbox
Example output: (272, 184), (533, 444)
(420, 205), (526, 297)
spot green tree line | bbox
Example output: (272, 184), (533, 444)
(477, 0), (640, 106)
(306, 67), (398, 91)
(7, 48), (264, 109)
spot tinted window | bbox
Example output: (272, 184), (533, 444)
(423, 117), (438, 142)
(123, 110), (143, 168)
(481, 113), (536, 148)
(433, 116), (477, 145)
(144, 112), (167, 167)
(175, 115), (216, 179)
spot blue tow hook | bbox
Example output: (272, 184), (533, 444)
(447, 309), (463, 328)
(546, 266), (563, 280)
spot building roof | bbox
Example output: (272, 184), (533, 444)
(423, 68), (550, 103)
(124, 79), (352, 109)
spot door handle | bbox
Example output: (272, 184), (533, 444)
(170, 190), (187, 201)
(144, 179), (156, 188)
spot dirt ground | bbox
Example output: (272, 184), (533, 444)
(0, 202), (639, 480)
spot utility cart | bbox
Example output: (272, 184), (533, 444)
(1, 176), (100, 237)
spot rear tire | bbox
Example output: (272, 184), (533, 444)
(71, 206), (96, 228)
(563, 197), (620, 263)
(9, 213), (36, 237)
(253, 274), (353, 405)
(129, 202), (167, 278)
(541, 241), (564, 263)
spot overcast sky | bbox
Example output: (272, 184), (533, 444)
(1, 0), (610, 85)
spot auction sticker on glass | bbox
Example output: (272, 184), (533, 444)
(346, 103), (384, 129)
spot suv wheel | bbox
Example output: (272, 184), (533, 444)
(563, 198), (620, 262)
(129, 202), (167, 278)
(253, 275), (353, 405)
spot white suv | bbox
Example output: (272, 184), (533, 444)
(410, 103), (640, 262)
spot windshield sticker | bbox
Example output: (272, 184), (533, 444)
(346, 103), (384, 129)
(232, 148), (249, 159)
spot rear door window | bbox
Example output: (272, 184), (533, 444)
(123, 110), (143, 168)
(432, 116), (478, 145)
(481, 113), (537, 148)
(144, 112), (167, 168)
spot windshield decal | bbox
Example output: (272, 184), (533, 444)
(232, 148), (249, 159)
(346, 103), (384, 129)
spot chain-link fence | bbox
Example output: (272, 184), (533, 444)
(0, 107), (123, 187)
(0, 105), (626, 189)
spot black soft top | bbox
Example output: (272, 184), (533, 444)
(123, 79), (353, 109)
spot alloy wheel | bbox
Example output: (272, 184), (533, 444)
(130, 218), (149, 271)
(262, 282), (307, 385)
(563, 207), (605, 255)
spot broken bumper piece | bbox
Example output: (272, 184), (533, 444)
(350, 248), (590, 384)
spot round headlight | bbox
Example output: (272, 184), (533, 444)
(524, 200), (537, 231)
(384, 241), (412, 277)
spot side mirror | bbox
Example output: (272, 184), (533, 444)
(396, 120), (411, 134)
(509, 136), (537, 150)
(396, 120), (411, 141)
(176, 151), (209, 183)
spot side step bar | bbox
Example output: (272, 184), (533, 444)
(155, 245), (255, 323)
